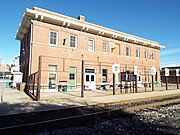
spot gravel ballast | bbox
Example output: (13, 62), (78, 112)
(35, 103), (180, 135)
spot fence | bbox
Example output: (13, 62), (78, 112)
(28, 71), (39, 100)
(27, 56), (179, 100)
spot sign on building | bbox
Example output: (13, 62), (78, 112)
(134, 65), (138, 75)
(176, 69), (179, 76)
(112, 63), (120, 74)
(151, 66), (156, 76)
(165, 68), (170, 76)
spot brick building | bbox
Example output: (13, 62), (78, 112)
(161, 66), (180, 83)
(16, 7), (165, 91)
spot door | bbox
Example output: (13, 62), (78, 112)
(85, 68), (96, 89)
(48, 73), (56, 89)
(69, 67), (76, 89)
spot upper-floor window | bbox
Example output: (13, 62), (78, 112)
(102, 42), (108, 53)
(88, 39), (94, 51)
(49, 31), (58, 45)
(70, 35), (77, 48)
(144, 50), (148, 59)
(151, 52), (155, 60)
(136, 48), (139, 58)
(126, 47), (130, 56)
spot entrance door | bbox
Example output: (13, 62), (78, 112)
(48, 73), (56, 89)
(69, 67), (76, 89)
(85, 68), (96, 89)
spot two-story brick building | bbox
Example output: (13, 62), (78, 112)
(16, 7), (165, 91)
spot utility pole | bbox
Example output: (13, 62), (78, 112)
(0, 58), (4, 102)
(0, 58), (2, 71)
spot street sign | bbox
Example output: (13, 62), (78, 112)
(151, 66), (156, 76)
(165, 68), (169, 76)
(176, 69), (179, 76)
(112, 63), (120, 74)
(134, 65), (138, 75)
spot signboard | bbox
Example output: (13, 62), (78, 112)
(134, 65), (138, 75)
(151, 66), (156, 76)
(165, 68), (169, 76)
(176, 69), (179, 76)
(112, 63), (120, 74)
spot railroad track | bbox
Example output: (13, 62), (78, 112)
(0, 94), (180, 135)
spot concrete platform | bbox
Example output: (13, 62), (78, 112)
(0, 86), (180, 116)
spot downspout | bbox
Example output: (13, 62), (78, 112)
(28, 21), (33, 84)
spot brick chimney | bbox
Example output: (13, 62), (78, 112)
(77, 15), (85, 21)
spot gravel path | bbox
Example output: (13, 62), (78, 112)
(35, 103), (180, 135)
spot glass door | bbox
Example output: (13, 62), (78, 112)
(48, 73), (56, 89)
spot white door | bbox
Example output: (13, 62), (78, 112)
(85, 68), (96, 90)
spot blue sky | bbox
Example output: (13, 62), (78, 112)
(0, 0), (180, 67)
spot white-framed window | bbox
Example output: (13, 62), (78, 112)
(136, 48), (139, 58)
(48, 65), (57, 72)
(102, 42), (108, 53)
(145, 71), (149, 82)
(151, 52), (155, 60)
(138, 71), (142, 82)
(126, 47), (130, 56)
(49, 31), (58, 46)
(88, 38), (94, 51)
(144, 50), (148, 59)
(102, 69), (108, 83)
(70, 35), (77, 48)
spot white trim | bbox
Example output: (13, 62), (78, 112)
(136, 48), (140, 58)
(102, 41), (108, 53)
(84, 68), (96, 90)
(88, 38), (94, 52)
(69, 66), (77, 88)
(16, 7), (165, 50)
(28, 23), (32, 77)
(144, 50), (148, 60)
(49, 30), (58, 46)
(151, 51), (155, 60)
(48, 72), (57, 90)
(69, 34), (77, 49)
(126, 46), (130, 57)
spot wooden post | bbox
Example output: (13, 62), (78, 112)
(120, 74), (122, 93)
(165, 76), (168, 90)
(37, 56), (42, 100)
(113, 73), (115, 95)
(33, 73), (35, 96)
(135, 75), (138, 93)
(152, 75), (154, 91)
(81, 60), (84, 97)
(177, 76), (179, 89)
(144, 67), (146, 92)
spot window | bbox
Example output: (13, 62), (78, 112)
(49, 31), (58, 45)
(48, 65), (57, 71)
(85, 68), (95, 73)
(102, 69), (108, 82)
(126, 47), (130, 56)
(102, 42), (108, 53)
(138, 71), (142, 82)
(144, 50), (148, 59)
(136, 48), (139, 58)
(151, 52), (155, 60)
(86, 75), (89, 81)
(69, 73), (75, 80)
(145, 71), (149, 82)
(70, 35), (77, 48)
(88, 39), (94, 51)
